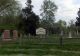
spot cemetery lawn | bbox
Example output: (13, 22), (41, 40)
(0, 35), (80, 56)
(0, 42), (80, 56)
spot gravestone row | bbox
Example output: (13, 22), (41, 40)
(1, 28), (46, 41)
(2, 30), (18, 41)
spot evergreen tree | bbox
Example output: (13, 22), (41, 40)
(19, 0), (39, 35)
(76, 8), (80, 26)
(75, 8), (80, 33)
(76, 17), (80, 26)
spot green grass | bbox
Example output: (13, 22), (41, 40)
(0, 35), (80, 56)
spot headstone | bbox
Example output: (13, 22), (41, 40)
(36, 27), (46, 38)
(60, 31), (63, 36)
(2, 30), (11, 41)
(69, 32), (72, 38)
(36, 27), (46, 35)
(13, 30), (18, 40)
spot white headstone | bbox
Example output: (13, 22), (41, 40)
(36, 27), (46, 35)
(69, 32), (72, 38)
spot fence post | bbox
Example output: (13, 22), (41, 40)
(60, 31), (63, 46)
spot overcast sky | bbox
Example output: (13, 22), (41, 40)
(18, 0), (80, 24)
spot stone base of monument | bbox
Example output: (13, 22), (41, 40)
(68, 32), (72, 38)
(13, 30), (18, 40)
(2, 30), (12, 41)
(1, 30), (18, 41)
(2, 39), (12, 41)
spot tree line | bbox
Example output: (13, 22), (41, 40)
(0, 0), (79, 35)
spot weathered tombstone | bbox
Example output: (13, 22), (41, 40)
(36, 27), (46, 38)
(2, 30), (11, 41)
(60, 31), (63, 36)
(69, 32), (72, 38)
(13, 30), (18, 40)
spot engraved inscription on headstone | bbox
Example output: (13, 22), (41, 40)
(36, 27), (46, 35)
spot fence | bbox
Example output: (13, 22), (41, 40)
(0, 34), (80, 46)
(14, 34), (80, 45)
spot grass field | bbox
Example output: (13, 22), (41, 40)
(0, 35), (80, 56)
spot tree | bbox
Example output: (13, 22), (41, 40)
(76, 17), (80, 26)
(57, 20), (67, 34)
(75, 8), (80, 34)
(0, 0), (20, 13)
(40, 0), (57, 21)
(18, 0), (39, 35)
(40, 0), (57, 34)
(0, 0), (20, 29)
(57, 20), (67, 30)
(76, 8), (80, 26)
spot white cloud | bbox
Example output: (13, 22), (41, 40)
(31, 0), (43, 15)
(54, 0), (80, 23)
(17, 0), (26, 8)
